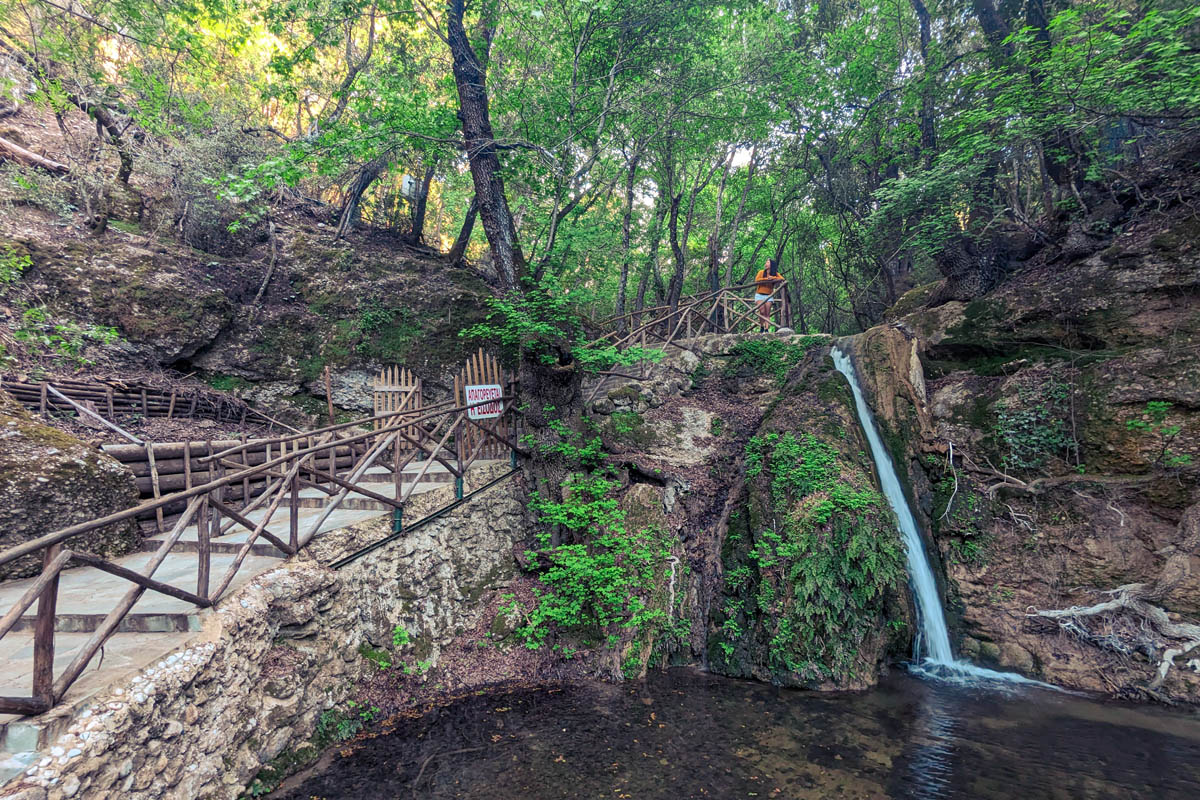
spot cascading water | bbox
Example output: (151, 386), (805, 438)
(831, 345), (1049, 686)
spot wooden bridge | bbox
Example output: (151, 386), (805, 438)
(0, 352), (522, 736)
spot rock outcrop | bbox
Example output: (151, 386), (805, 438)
(0, 391), (140, 579)
(849, 193), (1200, 701)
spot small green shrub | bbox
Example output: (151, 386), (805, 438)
(0, 245), (31, 284)
(1127, 401), (1192, 468)
(994, 380), (1077, 471)
(724, 337), (824, 386)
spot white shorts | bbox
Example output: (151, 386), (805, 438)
(754, 293), (773, 304)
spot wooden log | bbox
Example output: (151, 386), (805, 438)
(0, 134), (69, 174)
(102, 441), (240, 462)
(32, 544), (62, 702)
(45, 386), (143, 444)
(303, 465), (406, 510)
(0, 696), (51, 715)
(208, 498), (295, 555)
(70, 551), (211, 607)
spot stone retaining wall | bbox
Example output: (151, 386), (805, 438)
(1, 471), (524, 800)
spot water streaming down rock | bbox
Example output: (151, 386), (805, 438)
(831, 345), (1046, 685)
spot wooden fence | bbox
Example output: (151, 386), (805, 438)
(0, 393), (524, 716)
(454, 348), (516, 465)
(586, 282), (792, 402)
(0, 376), (286, 430)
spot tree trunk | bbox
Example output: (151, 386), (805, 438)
(665, 190), (686, 311)
(406, 164), (436, 244)
(635, 192), (669, 311)
(335, 156), (386, 239)
(447, 0), (522, 292)
(910, 0), (936, 166)
(448, 195), (479, 265)
(615, 153), (641, 332)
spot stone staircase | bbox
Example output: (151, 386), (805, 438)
(0, 460), (487, 780)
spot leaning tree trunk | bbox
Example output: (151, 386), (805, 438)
(335, 156), (387, 239)
(406, 164), (436, 245)
(448, 195), (479, 265)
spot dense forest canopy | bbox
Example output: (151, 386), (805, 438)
(1, 0), (1197, 332)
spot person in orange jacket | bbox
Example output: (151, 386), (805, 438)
(752, 258), (785, 332)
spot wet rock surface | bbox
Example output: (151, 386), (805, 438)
(847, 193), (1200, 701)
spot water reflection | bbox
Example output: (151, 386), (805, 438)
(272, 668), (1200, 800)
(892, 681), (959, 799)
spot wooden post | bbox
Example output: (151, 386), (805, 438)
(288, 444), (299, 552)
(183, 441), (193, 491)
(106, 386), (114, 418)
(39, 382), (47, 417)
(324, 365), (335, 427)
(33, 544), (61, 703)
(141, 389), (149, 416)
(146, 443), (165, 531)
(197, 494), (212, 599)
(167, 389), (177, 420)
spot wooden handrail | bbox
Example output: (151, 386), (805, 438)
(0, 372), (528, 715)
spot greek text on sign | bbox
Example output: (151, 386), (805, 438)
(465, 384), (504, 419)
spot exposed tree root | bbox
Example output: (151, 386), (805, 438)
(1029, 502), (1200, 689)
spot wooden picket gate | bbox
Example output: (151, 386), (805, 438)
(373, 366), (423, 441)
(454, 349), (513, 463)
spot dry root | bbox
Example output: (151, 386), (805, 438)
(1028, 501), (1200, 690)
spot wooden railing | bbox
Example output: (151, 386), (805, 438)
(586, 282), (792, 402)
(0, 396), (524, 715)
(0, 376), (288, 432)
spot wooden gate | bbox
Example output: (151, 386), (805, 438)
(373, 366), (422, 435)
(454, 349), (512, 462)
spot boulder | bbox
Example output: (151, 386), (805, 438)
(0, 391), (141, 579)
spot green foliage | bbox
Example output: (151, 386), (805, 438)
(13, 306), (121, 366)
(724, 337), (824, 386)
(463, 274), (662, 374)
(1127, 401), (1192, 469)
(516, 422), (677, 665)
(716, 431), (905, 682)
(0, 245), (31, 284)
(391, 625), (411, 648)
(994, 381), (1078, 472)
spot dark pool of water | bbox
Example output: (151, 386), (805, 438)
(273, 668), (1200, 799)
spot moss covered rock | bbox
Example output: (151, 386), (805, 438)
(0, 391), (141, 579)
(708, 352), (910, 689)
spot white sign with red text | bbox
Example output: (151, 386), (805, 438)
(464, 384), (504, 419)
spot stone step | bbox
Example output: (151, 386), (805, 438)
(0, 630), (196, 756)
(0, 551), (283, 635)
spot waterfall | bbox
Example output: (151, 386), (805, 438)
(832, 345), (1050, 686)
(831, 346), (954, 664)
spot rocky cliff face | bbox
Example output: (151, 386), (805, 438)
(848, 181), (1200, 701)
(0, 391), (141, 579)
(0, 211), (491, 421)
(588, 334), (912, 689)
